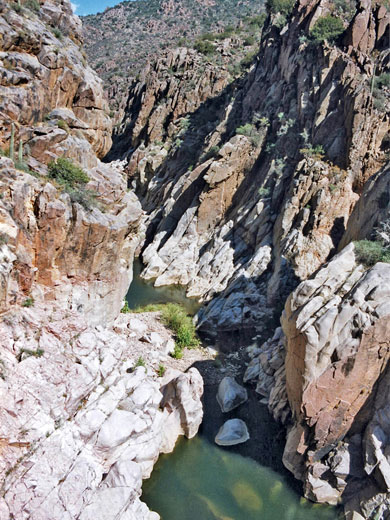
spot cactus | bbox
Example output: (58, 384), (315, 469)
(9, 123), (15, 162)
(18, 140), (23, 164)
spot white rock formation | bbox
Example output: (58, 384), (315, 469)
(0, 304), (204, 520)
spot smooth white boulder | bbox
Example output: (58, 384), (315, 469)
(216, 376), (248, 412)
(215, 418), (250, 446)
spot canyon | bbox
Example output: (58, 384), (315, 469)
(0, 0), (389, 518)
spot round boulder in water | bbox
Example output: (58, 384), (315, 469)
(216, 376), (248, 413)
(215, 418), (250, 446)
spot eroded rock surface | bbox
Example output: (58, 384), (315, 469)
(248, 243), (390, 518)
(111, 0), (389, 345)
(0, 305), (204, 519)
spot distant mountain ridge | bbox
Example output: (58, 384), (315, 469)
(82, 0), (265, 110)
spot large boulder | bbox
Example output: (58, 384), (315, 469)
(215, 419), (250, 446)
(216, 376), (248, 413)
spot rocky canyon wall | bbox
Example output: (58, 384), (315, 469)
(113, 0), (389, 346)
(0, 1), (205, 518)
(106, 0), (390, 517)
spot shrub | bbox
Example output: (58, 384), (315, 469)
(121, 301), (131, 313)
(372, 73), (390, 110)
(247, 13), (267, 28)
(48, 158), (89, 188)
(171, 344), (184, 359)
(52, 27), (63, 40)
(11, 2), (22, 13)
(243, 35), (255, 46)
(300, 144), (325, 158)
(160, 303), (199, 349)
(236, 123), (254, 136)
(310, 15), (344, 43)
(57, 119), (69, 132)
(354, 240), (390, 267)
(200, 144), (220, 161)
(157, 364), (166, 377)
(267, 0), (295, 16)
(67, 187), (98, 211)
(135, 356), (146, 368)
(240, 50), (257, 69)
(194, 39), (215, 55)
(258, 186), (271, 198)
(25, 0), (40, 12)
(22, 297), (34, 307)
(20, 348), (44, 357)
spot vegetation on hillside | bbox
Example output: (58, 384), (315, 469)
(82, 0), (266, 109)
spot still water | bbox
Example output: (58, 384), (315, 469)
(126, 258), (200, 314)
(142, 436), (340, 520)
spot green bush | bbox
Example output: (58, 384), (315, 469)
(354, 240), (390, 267)
(48, 157), (89, 188)
(258, 186), (271, 198)
(160, 304), (199, 348)
(57, 119), (69, 132)
(135, 356), (146, 368)
(267, 0), (295, 16)
(121, 301), (131, 313)
(310, 15), (344, 43)
(25, 0), (40, 12)
(373, 73), (390, 110)
(22, 297), (34, 307)
(20, 348), (44, 358)
(67, 187), (98, 211)
(52, 27), (63, 40)
(300, 144), (325, 158)
(247, 13), (267, 28)
(194, 39), (215, 55)
(157, 364), (166, 377)
(236, 123), (254, 136)
(240, 50), (257, 69)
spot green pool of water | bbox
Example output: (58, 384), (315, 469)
(142, 436), (340, 520)
(126, 258), (200, 314)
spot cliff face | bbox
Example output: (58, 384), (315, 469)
(112, 0), (389, 345)
(104, 0), (390, 517)
(0, 2), (205, 519)
(0, 0), (141, 322)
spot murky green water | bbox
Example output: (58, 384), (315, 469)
(126, 258), (200, 314)
(142, 436), (340, 520)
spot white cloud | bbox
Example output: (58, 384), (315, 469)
(70, 2), (79, 13)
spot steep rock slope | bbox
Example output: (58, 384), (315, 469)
(114, 0), (389, 345)
(0, 0), (138, 321)
(247, 238), (390, 518)
(107, 0), (390, 517)
(0, 2), (205, 519)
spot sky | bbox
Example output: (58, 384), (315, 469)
(71, 0), (123, 16)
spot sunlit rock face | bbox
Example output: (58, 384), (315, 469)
(109, 0), (389, 344)
(0, 2), (205, 519)
(0, 305), (203, 520)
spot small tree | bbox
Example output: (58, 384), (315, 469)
(310, 15), (344, 43)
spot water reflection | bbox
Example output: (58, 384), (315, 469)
(126, 258), (200, 315)
(142, 436), (340, 520)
